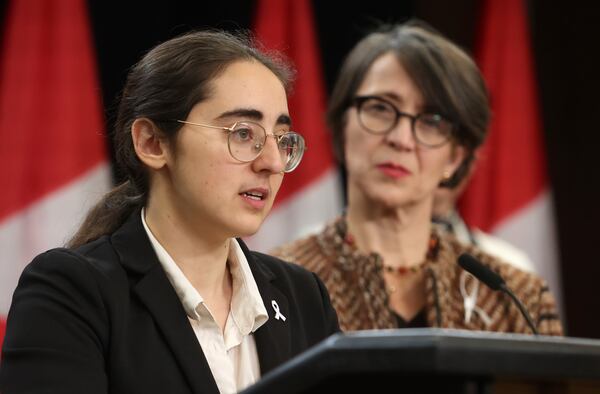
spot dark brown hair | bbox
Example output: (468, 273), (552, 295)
(68, 29), (293, 248)
(327, 19), (490, 187)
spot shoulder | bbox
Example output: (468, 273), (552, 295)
(19, 236), (126, 296)
(470, 229), (536, 273)
(439, 230), (540, 284)
(8, 239), (120, 337)
(452, 236), (547, 291)
(270, 233), (320, 262)
(270, 219), (342, 273)
(249, 250), (320, 285)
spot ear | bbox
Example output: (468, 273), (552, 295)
(131, 118), (169, 170)
(444, 144), (467, 177)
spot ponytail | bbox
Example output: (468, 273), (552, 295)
(67, 181), (145, 248)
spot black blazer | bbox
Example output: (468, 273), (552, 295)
(0, 211), (340, 394)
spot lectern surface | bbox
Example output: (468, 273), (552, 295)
(241, 328), (600, 394)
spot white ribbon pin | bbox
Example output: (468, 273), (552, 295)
(460, 271), (492, 327)
(271, 300), (286, 321)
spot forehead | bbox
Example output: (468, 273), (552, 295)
(356, 52), (424, 107)
(210, 60), (287, 108)
(187, 60), (289, 123)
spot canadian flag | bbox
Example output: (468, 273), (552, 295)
(246, 0), (343, 252)
(0, 0), (111, 346)
(459, 0), (563, 313)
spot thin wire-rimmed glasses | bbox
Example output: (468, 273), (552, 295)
(176, 120), (306, 173)
(353, 95), (455, 148)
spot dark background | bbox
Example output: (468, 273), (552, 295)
(1, 0), (599, 338)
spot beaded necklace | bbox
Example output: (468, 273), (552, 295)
(344, 231), (440, 276)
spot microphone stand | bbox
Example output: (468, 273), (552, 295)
(500, 284), (539, 335)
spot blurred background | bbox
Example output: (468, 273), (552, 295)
(1, 0), (599, 343)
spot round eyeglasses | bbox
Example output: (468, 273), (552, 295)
(352, 95), (454, 148)
(176, 120), (306, 173)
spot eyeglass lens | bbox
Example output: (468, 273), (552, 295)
(228, 122), (305, 172)
(357, 96), (452, 147)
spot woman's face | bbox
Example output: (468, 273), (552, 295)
(344, 52), (464, 210)
(164, 60), (289, 239)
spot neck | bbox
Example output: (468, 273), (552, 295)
(346, 189), (433, 268)
(432, 198), (456, 221)
(144, 193), (230, 296)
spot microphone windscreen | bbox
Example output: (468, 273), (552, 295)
(457, 253), (505, 291)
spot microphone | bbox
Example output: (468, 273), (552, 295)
(457, 253), (539, 335)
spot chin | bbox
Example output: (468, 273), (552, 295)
(231, 216), (265, 238)
(376, 198), (405, 211)
(364, 188), (405, 208)
(236, 227), (260, 238)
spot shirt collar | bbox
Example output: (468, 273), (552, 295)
(140, 209), (268, 334)
(228, 239), (269, 333)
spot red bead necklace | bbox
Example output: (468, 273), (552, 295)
(344, 231), (440, 276)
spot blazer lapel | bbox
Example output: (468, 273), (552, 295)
(237, 239), (292, 375)
(112, 210), (219, 394)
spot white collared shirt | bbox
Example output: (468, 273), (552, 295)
(141, 209), (269, 393)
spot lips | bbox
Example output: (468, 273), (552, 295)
(241, 190), (266, 200)
(376, 162), (411, 179)
(239, 187), (270, 209)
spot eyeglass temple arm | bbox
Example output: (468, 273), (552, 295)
(176, 120), (232, 132)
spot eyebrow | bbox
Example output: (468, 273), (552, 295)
(370, 92), (434, 113)
(376, 92), (404, 104)
(215, 108), (292, 126)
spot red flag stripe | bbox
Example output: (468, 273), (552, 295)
(0, 317), (5, 353)
(253, 0), (336, 204)
(0, 0), (107, 222)
(460, 0), (547, 231)
(0, 0), (109, 349)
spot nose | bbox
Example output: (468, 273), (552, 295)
(252, 133), (286, 174)
(384, 116), (416, 150)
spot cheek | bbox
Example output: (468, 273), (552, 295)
(344, 126), (375, 171)
(269, 175), (284, 198)
(417, 149), (451, 181)
(182, 154), (233, 198)
(344, 118), (362, 146)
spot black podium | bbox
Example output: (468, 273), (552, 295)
(241, 328), (600, 393)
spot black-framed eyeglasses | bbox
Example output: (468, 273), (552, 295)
(352, 95), (454, 148)
(176, 120), (306, 173)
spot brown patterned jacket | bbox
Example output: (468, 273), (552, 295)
(271, 217), (563, 335)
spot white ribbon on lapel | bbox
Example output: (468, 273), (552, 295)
(460, 271), (492, 327)
(271, 300), (286, 321)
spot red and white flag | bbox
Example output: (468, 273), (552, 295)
(0, 0), (111, 346)
(246, 0), (343, 252)
(459, 0), (563, 312)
